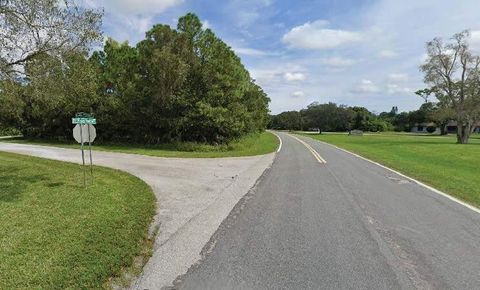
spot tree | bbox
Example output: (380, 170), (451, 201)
(270, 111), (303, 130)
(420, 31), (480, 144)
(0, 79), (25, 129)
(350, 106), (390, 132)
(392, 112), (410, 132)
(415, 88), (432, 103)
(430, 105), (454, 135)
(90, 39), (143, 142)
(409, 102), (435, 125)
(301, 102), (354, 132)
(0, 0), (103, 79)
(20, 51), (101, 139)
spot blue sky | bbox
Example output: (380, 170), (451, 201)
(85, 0), (480, 114)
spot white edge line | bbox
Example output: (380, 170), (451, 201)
(308, 137), (480, 214)
(270, 131), (282, 153)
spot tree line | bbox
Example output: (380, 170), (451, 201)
(0, 1), (269, 144)
(269, 100), (470, 134)
(268, 103), (428, 132)
(268, 103), (388, 132)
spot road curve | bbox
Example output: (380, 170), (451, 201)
(176, 131), (480, 290)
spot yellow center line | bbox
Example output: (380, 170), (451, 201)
(288, 134), (327, 164)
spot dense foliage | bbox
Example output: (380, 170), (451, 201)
(0, 13), (270, 144)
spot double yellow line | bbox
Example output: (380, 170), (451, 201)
(288, 134), (327, 164)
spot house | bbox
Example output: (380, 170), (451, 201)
(410, 122), (440, 134)
(411, 121), (480, 134)
(445, 121), (480, 134)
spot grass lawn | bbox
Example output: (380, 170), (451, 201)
(300, 132), (480, 208)
(0, 131), (279, 158)
(0, 152), (156, 289)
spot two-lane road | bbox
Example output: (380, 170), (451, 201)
(176, 132), (480, 289)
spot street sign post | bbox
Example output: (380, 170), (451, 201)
(72, 113), (96, 187)
(73, 124), (96, 143)
(72, 117), (96, 125)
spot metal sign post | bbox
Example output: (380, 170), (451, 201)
(87, 125), (93, 183)
(72, 113), (97, 187)
(80, 124), (86, 187)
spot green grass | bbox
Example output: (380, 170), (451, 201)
(300, 132), (480, 208)
(0, 152), (156, 289)
(1, 132), (279, 158)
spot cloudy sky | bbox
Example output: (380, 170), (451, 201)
(85, 0), (480, 114)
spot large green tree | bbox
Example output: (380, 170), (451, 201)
(20, 52), (101, 138)
(420, 30), (480, 144)
(301, 102), (355, 132)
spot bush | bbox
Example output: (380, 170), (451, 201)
(0, 127), (21, 136)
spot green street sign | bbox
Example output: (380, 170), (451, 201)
(72, 117), (96, 124)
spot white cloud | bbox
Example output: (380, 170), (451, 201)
(100, 0), (184, 15)
(250, 69), (282, 84)
(236, 11), (260, 27)
(259, 0), (274, 6)
(387, 73), (409, 82)
(385, 73), (411, 94)
(233, 47), (269, 57)
(386, 84), (412, 95)
(284, 72), (307, 82)
(282, 20), (362, 50)
(83, 0), (185, 43)
(319, 57), (357, 67)
(378, 49), (397, 58)
(249, 63), (306, 86)
(292, 91), (306, 98)
(229, 0), (274, 28)
(469, 30), (480, 53)
(418, 53), (429, 65)
(351, 79), (380, 93)
(203, 20), (212, 29)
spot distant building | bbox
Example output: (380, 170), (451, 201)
(410, 122), (439, 134)
(445, 121), (480, 133)
(410, 121), (480, 134)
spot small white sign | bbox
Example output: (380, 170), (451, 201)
(73, 124), (96, 143)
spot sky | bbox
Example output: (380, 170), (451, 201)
(84, 0), (480, 114)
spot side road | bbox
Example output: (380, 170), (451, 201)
(0, 142), (275, 288)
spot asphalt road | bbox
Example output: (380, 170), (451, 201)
(176, 132), (480, 290)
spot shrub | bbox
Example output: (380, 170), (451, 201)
(0, 127), (21, 136)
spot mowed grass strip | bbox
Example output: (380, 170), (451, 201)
(300, 133), (480, 208)
(1, 131), (279, 158)
(0, 152), (155, 289)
